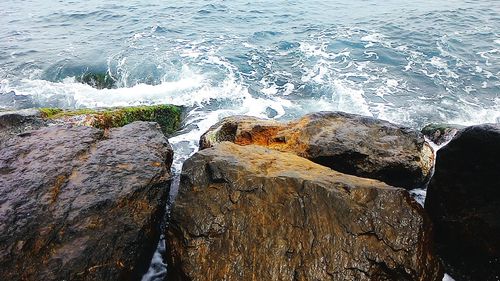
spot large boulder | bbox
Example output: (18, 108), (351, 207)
(425, 124), (500, 281)
(166, 142), (443, 281)
(0, 122), (173, 280)
(200, 112), (433, 189)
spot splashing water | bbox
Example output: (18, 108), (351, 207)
(1, 1), (499, 280)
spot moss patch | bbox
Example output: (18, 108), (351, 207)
(39, 108), (63, 118)
(40, 105), (182, 135)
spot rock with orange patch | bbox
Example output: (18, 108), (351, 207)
(0, 122), (172, 280)
(166, 142), (443, 281)
(200, 111), (433, 189)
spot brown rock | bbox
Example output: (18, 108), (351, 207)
(425, 124), (500, 281)
(166, 142), (443, 281)
(0, 122), (173, 280)
(200, 112), (433, 189)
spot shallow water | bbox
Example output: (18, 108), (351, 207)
(1, 1), (498, 280)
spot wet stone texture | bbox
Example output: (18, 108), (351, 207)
(0, 109), (50, 145)
(425, 124), (500, 281)
(166, 142), (443, 281)
(0, 121), (173, 281)
(421, 123), (465, 146)
(200, 111), (433, 190)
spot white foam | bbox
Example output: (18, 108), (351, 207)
(477, 49), (499, 66)
(429, 57), (447, 69)
(301, 60), (331, 84)
(410, 188), (426, 206)
(447, 97), (500, 126)
(361, 33), (384, 43)
(332, 80), (372, 117)
(386, 79), (398, 88)
(364, 42), (375, 48)
(443, 273), (456, 281)
(283, 82), (295, 96)
(140, 240), (167, 281)
(2, 65), (252, 109)
(299, 42), (328, 58)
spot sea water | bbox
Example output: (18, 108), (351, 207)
(1, 1), (499, 280)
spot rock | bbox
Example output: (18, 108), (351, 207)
(76, 72), (116, 89)
(166, 142), (443, 281)
(0, 122), (173, 280)
(200, 112), (433, 189)
(0, 109), (50, 145)
(40, 105), (183, 135)
(421, 124), (465, 145)
(0, 105), (182, 147)
(425, 124), (500, 281)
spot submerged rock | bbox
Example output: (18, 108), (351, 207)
(0, 122), (173, 280)
(166, 142), (443, 281)
(76, 72), (116, 89)
(200, 112), (433, 189)
(425, 124), (500, 281)
(421, 123), (465, 145)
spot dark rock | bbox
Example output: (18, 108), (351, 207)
(0, 122), (173, 281)
(166, 142), (443, 281)
(425, 124), (500, 281)
(200, 112), (433, 189)
(421, 123), (465, 145)
(0, 109), (49, 145)
(76, 72), (116, 89)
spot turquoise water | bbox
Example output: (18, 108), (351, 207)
(1, 1), (499, 280)
(1, 0), (499, 126)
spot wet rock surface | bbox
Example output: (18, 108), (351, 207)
(200, 112), (433, 189)
(0, 105), (183, 146)
(0, 109), (51, 145)
(0, 122), (173, 281)
(166, 142), (442, 281)
(425, 124), (500, 281)
(40, 104), (183, 136)
(421, 123), (465, 146)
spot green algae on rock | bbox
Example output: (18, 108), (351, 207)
(39, 108), (63, 118)
(421, 123), (465, 145)
(40, 105), (182, 135)
(76, 72), (116, 89)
